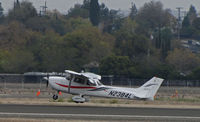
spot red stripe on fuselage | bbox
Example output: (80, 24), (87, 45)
(55, 83), (96, 89)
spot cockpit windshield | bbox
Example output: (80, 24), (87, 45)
(87, 79), (103, 86)
(97, 80), (103, 86)
(86, 79), (96, 86)
(74, 77), (85, 84)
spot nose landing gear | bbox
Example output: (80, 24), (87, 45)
(52, 91), (60, 100)
(53, 94), (58, 100)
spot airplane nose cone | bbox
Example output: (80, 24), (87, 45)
(43, 76), (54, 88)
(43, 77), (49, 87)
(48, 77), (53, 86)
(43, 77), (48, 80)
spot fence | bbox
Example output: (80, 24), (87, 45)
(0, 73), (200, 90)
(0, 74), (46, 90)
(101, 76), (200, 87)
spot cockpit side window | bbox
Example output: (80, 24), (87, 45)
(74, 77), (85, 84)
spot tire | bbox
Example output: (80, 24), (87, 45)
(53, 95), (58, 100)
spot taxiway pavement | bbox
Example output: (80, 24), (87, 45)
(0, 104), (199, 121)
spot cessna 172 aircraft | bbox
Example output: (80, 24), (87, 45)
(44, 70), (164, 103)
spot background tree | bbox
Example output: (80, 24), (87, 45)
(135, 1), (172, 35)
(0, 2), (3, 17)
(192, 18), (200, 31)
(181, 5), (198, 39)
(62, 25), (114, 71)
(67, 4), (89, 18)
(0, 0), (199, 80)
(129, 3), (137, 20)
(192, 17), (200, 39)
(190, 67), (200, 79)
(1, 50), (36, 73)
(82, 0), (90, 10)
(160, 28), (172, 58)
(100, 55), (137, 77)
(37, 30), (65, 71)
(99, 3), (109, 22)
(89, 0), (100, 26)
(0, 21), (31, 50)
(181, 15), (193, 38)
(114, 18), (150, 58)
(8, 1), (37, 23)
(166, 48), (200, 75)
(25, 16), (50, 32)
(182, 15), (190, 28)
(187, 5), (197, 25)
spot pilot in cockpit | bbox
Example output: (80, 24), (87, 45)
(86, 79), (96, 86)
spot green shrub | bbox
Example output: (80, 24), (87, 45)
(109, 99), (118, 104)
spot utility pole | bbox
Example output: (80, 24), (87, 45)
(176, 7), (183, 40)
(44, 1), (47, 14)
(40, 1), (47, 16)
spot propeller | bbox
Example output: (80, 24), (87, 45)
(46, 73), (49, 88)
(43, 73), (49, 88)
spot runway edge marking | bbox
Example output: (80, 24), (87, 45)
(0, 112), (200, 119)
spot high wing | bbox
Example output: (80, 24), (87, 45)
(65, 70), (88, 81)
(65, 70), (81, 76)
(65, 70), (101, 79)
(81, 72), (101, 80)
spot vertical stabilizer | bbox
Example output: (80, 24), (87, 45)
(135, 77), (164, 100)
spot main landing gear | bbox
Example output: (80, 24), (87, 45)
(72, 95), (89, 103)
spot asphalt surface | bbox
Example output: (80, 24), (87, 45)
(0, 104), (200, 121)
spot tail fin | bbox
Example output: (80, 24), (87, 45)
(135, 77), (164, 100)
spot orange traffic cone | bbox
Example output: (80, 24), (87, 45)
(175, 90), (178, 97)
(58, 91), (62, 95)
(36, 90), (40, 96)
(171, 90), (178, 98)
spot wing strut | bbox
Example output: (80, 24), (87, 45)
(67, 75), (73, 93)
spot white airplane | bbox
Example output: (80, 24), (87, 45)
(44, 70), (164, 103)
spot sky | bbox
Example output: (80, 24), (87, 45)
(0, 0), (200, 14)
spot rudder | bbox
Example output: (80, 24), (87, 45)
(135, 77), (164, 100)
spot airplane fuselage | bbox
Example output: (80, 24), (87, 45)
(47, 74), (164, 102)
(49, 76), (137, 99)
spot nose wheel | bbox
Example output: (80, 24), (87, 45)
(53, 94), (58, 100)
